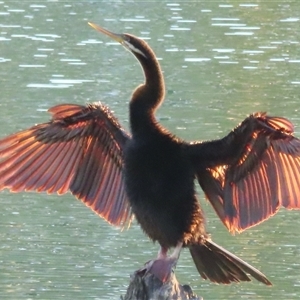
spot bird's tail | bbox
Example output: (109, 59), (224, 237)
(189, 239), (272, 285)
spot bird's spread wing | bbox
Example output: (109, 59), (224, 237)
(193, 113), (300, 233)
(0, 103), (132, 227)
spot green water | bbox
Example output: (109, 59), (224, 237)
(1, 1), (300, 299)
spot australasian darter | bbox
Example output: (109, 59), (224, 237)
(1, 22), (300, 285)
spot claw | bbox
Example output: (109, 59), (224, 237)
(147, 256), (177, 282)
(135, 242), (183, 283)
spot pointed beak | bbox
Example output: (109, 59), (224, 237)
(88, 22), (125, 44)
(88, 22), (148, 59)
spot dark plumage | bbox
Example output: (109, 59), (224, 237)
(1, 22), (300, 286)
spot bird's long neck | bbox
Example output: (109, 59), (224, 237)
(129, 41), (165, 136)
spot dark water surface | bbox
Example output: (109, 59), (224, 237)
(1, 1), (300, 299)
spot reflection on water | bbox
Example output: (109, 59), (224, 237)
(1, 1), (300, 299)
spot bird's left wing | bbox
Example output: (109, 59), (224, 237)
(0, 103), (132, 227)
(191, 113), (300, 233)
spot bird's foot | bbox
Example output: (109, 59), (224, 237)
(136, 242), (183, 283)
(136, 256), (178, 283)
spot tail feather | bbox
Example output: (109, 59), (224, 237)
(189, 239), (272, 285)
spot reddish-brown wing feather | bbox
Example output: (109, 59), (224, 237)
(0, 103), (132, 227)
(225, 115), (300, 232)
(225, 136), (300, 232)
(208, 114), (300, 232)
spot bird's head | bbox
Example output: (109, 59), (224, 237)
(88, 22), (149, 61)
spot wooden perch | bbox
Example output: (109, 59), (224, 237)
(121, 269), (202, 300)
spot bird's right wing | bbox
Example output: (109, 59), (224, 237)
(191, 113), (300, 233)
(0, 103), (132, 228)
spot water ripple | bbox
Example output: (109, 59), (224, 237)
(29, 4), (46, 8)
(0, 57), (11, 63)
(239, 4), (258, 7)
(280, 18), (299, 22)
(19, 64), (45, 68)
(27, 84), (71, 89)
(78, 39), (103, 45)
(225, 32), (254, 36)
(170, 26), (191, 31)
(184, 58), (211, 62)
(212, 23), (246, 27)
(213, 48), (235, 53)
(120, 18), (150, 22)
(49, 79), (94, 84)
